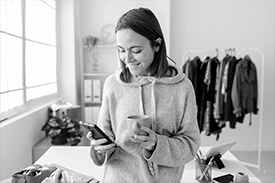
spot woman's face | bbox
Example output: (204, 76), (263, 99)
(116, 28), (155, 76)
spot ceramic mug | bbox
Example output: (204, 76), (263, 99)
(127, 115), (151, 136)
(233, 172), (249, 183)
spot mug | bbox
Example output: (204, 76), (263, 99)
(233, 172), (249, 183)
(127, 115), (151, 136)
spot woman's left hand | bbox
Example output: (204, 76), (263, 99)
(130, 126), (157, 151)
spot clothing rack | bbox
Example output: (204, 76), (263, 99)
(182, 48), (264, 172)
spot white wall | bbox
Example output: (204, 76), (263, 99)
(58, 0), (77, 105)
(77, 0), (170, 55)
(170, 0), (275, 151)
(0, 103), (50, 180)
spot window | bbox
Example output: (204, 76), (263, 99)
(0, 0), (58, 122)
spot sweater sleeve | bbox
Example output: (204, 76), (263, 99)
(90, 146), (115, 166)
(144, 80), (201, 167)
(232, 63), (242, 117)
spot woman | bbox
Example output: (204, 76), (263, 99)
(86, 7), (201, 183)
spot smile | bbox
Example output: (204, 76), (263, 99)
(128, 62), (141, 69)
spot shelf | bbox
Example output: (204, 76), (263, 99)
(85, 102), (102, 107)
(96, 44), (116, 49)
(83, 74), (109, 106)
(81, 39), (118, 123)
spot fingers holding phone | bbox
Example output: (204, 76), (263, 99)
(86, 128), (116, 154)
(86, 131), (113, 144)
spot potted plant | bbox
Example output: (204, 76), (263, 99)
(41, 101), (83, 146)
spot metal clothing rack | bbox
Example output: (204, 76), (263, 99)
(182, 48), (264, 172)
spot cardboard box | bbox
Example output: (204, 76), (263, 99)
(56, 105), (81, 121)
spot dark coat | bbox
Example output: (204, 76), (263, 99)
(231, 55), (258, 118)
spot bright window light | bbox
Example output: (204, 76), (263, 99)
(0, 0), (58, 122)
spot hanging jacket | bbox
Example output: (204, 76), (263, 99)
(90, 62), (201, 183)
(202, 57), (221, 137)
(182, 56), (203, 124)
(197, 57), (209, 132)
(232, 55), (258, 120)
(213, 55), (230, 122)
(184, 56), (202, 106)
(223, 56), (241, 128)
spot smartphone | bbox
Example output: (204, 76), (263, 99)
(79, 121), (113, 145)
(213, 173), (234, 183)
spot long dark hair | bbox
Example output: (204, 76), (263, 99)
(115, 7), (169, 82)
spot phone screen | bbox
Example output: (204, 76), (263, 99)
(79, 121), (113, 145)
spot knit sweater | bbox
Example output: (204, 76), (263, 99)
(90, 63), (201, 183)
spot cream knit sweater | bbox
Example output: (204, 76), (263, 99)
(90, 63), (201, 183)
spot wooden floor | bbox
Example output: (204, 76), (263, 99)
(231, 151), (275, 183)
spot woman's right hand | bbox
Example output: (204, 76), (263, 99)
(86, 131), (116, 155)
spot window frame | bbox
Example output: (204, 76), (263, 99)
(0, 0), (59, 122)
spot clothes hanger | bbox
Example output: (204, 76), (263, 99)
(216, 48), (219, 58)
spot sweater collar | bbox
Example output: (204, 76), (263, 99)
(115, 62), (185, 86)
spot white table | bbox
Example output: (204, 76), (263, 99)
(182, 147), (262, 182)
(2, 146), (261, 183)
(34, 146), (261, 183)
